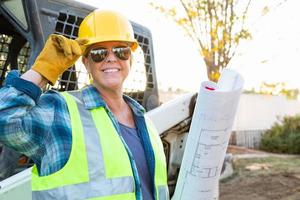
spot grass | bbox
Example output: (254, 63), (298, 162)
(232, 156), (300, 177)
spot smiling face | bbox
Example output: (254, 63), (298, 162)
(82, 41), (132, 93)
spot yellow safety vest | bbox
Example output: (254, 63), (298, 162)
(31, 91), (169, 200)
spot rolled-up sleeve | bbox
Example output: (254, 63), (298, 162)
(0, 70), (53, 162)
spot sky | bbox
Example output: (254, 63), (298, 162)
(229, 0), (300, 91)
(76, 0), (300, 92)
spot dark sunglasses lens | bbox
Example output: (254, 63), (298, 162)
(90, 48), (108, 62)
(113, 47), (131, 60)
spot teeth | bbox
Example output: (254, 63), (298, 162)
(103, 69), (119, 73)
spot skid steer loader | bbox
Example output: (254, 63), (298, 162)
(0, 0), (198, 199)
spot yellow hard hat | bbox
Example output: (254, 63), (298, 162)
(78, 9), (138, 52)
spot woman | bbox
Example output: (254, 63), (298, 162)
(0, 9), (169, 200)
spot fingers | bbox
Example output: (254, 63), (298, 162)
(70, 40), (82, 56)
(51, 34), (81, 59)
(75, 38), (89, 55)
(75, 38), (89, 46)
(51, 35), (70, 54)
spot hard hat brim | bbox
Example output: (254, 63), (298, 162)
(82, 37), (139, 54)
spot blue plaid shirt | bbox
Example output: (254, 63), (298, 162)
(0, 70), (156, 200)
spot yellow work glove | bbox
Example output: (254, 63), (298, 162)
(32, 34), (88, 85)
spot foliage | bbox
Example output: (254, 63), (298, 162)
(243, 82), (300, 100)
(149, 0), (252, 82)
(260, 115), (300, 154)
(150, 0), (288, 83)
(259, 82), (300, 99)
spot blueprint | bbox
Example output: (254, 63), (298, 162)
(172, 69), (244, 200)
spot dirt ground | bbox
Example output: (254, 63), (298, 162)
(219, 146), (300, 200)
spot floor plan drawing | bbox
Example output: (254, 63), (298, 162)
(190, 128), (228, 178)
(172, 69), (244, 200)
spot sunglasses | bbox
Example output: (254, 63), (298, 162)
(89, 46), (131, 63)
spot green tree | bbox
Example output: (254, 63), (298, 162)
(150, 0), (286, 82)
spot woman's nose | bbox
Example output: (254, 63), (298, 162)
(104, 50), (118, 62)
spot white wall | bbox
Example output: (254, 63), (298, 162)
(232, 94), (300, 131)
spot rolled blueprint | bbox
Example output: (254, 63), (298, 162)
(172, 69), (244, 200)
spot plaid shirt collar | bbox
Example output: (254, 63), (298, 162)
(81, 85), (145, 116)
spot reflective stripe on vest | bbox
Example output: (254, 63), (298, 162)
(31, 91), (169, 200)
(145, 118), (169, 200)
